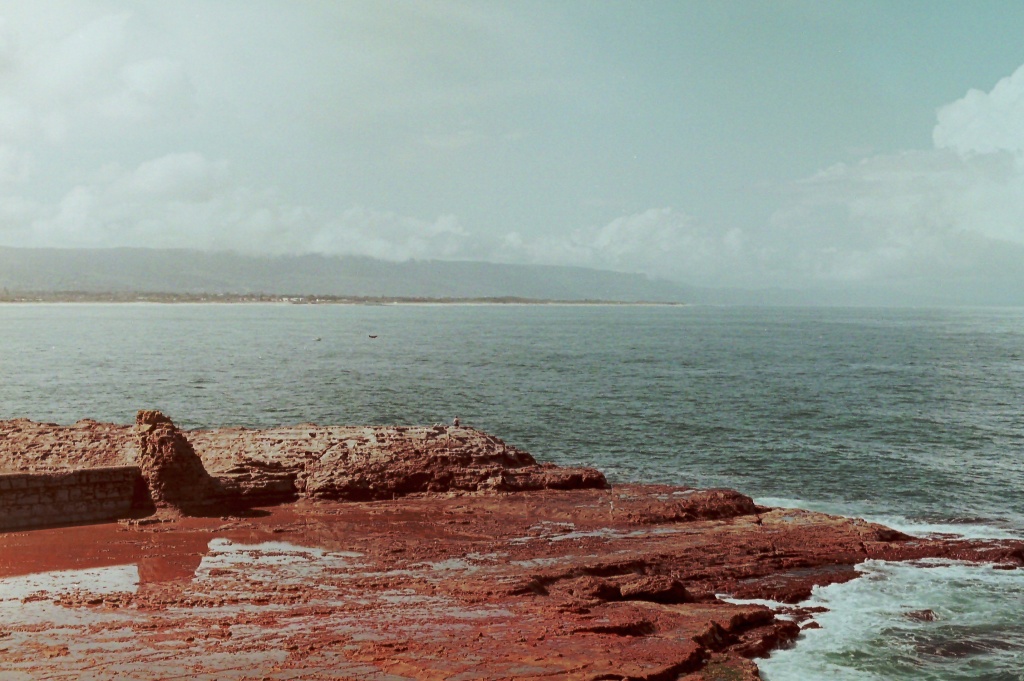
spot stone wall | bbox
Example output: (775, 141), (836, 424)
(0, 467), (141, 531)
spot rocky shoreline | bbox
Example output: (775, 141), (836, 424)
(1, 411), (608, 509)
(0, 413), (1022, 680)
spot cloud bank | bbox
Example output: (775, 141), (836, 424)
(2, 4), (1024, 303)
(0, 151), (471, 261)
(0, 5), (740, 281)
(763, 65), (1024, 298)
(934, 63), (1024, 155)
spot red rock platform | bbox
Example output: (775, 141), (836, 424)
(0, 414), (1022, 679)
(1, 483), (1022, 680)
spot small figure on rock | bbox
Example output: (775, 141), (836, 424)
(452, 416), (460, 427)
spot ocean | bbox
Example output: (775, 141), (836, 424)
(1, 303), (1022, 679)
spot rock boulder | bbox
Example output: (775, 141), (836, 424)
(134, 410), (218, 513)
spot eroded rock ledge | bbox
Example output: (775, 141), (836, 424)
(1, 413), (1022, 680)
(0, 411), (608, 514)
(191, 418), (609, 502)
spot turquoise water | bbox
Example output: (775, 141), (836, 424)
(2, 303), (1023, 678)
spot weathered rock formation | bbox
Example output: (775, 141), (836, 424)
(1, 483), (1021, 680)
(2, 415), (1023, 678)
(190, 423), (608, 502)
(134, 410), (218, 513)
(0, 418), (135, 473)
(0, 414), (608, 519)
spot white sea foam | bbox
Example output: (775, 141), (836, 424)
(756, 560), (1024, 681)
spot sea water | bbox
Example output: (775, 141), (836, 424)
(1, 303), (1023, 679)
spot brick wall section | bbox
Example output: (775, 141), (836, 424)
(0, 466), (141, 531)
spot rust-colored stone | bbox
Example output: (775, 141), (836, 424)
(1, 417), (608, 509)
(619, 575), (692, 604)
(190, 423), (608, 502)
(0, 484), (1021, 679)
(134, 410), (217, 513)
(1, 416), (1023, 679)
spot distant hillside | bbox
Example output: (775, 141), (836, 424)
(0, 247), (690, 302)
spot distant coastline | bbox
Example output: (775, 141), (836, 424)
(0, 290), (686, 306)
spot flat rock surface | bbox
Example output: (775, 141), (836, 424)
(0, 419), (607, 502)
(0, 419), (135, 473)
(189, 423), (607, 501)
(1, 484), (1021, 680)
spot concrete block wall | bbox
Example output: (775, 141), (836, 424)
(0, 467), (141, 531)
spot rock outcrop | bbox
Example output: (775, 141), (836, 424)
(0, 418), (135, 473)
(188, 423), (608, 502)
(1, 415), (607, 516)
(133, 411), (219, 513)
(1, 483), (1022, 680)
(3, 415), (1024, 679)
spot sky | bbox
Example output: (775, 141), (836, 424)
(3, 1), (1024, 302)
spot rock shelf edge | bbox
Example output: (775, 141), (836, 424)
(0, 411), (1021, 680)
(0, 409), (610, 523)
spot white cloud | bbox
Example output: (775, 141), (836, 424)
(762, 61), (1024, 295)
(934, 63), (1024, 155)
(0, 151), (472, 261)
(772, 150), (1024, 282)
(0, 9), (192, 151)
(122, 152), (228, 201)
(4, 2), (1024, 303)
(0, 144), (31, 184)
(310, 209), (469, 261)
(0, 143), (735, 282)
(481, 57), (1024, 291)
(0, 3), (556, 268)
(501, 208), (745, 281)
(95, 57), (190, 121)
